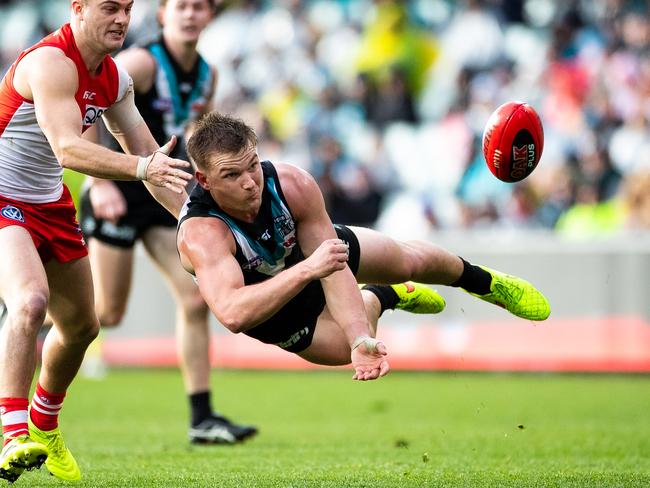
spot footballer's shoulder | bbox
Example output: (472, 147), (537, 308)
(274, 162), (318, 192)
(13, 47), (78, 100)
(274, 162), (323, 218)
(114, 48), (156, 93)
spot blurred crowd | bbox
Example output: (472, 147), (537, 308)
(1, 0), (649, 237)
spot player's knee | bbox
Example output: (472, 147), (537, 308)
(8, 290), (49, 332)
(83, 319), (101, 343)
(63, 316), (100, 345)
(96, 306), (126, 328)
(179, 293), (208, 325)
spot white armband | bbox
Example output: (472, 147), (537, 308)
(102, 77), (144, 137)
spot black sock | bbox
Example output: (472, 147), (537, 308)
(189, 391), (212, 427)
(449, 257), (492, 295)
(361, 285), (399, 316)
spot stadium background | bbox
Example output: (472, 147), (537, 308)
(1, 0), (649, 372)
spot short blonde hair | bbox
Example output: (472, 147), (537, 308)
(187, 112), (258, 171)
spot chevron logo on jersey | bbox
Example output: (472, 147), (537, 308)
(1, 205), (24, 223)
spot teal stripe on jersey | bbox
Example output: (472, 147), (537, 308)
(149, 44), (210, 127)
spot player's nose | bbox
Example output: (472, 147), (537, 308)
(114, 9), (130, 25)
(242, 176), (255, 190)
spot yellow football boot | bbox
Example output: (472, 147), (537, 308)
(0, 435), (48, 483)
(466, 266), (550, 321)
(391, 282), (446, 314)
(28, 421), (81, 481)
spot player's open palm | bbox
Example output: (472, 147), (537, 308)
(144, 136), (193, 193)
(89, 179), (126, 223)
(351, 337), (390, 381)
(304, 239), (349, 279)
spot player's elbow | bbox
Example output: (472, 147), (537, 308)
(216, 306), (254, 334)
(213, 304), (241, 333)
(218, 313), (247, 334)
(58, 154), (74, 170)
(56, 139), (78, 170)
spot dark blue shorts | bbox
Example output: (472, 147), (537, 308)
(79, 181), (177, 248)
(243, 224), (361, 353)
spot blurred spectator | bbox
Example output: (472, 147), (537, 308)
(312, 135), (385, 227)
(1, 0), (649, 233)
(623, 170), (650, 229)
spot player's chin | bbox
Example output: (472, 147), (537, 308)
(104, 34), (126, 50)
(175, 31), (200, 44)
(181, 33), (201, 43)
(178, 28), (202, 42)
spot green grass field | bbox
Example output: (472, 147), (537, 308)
(15, 370), (650, 487)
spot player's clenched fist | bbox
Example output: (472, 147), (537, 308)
(303, 238), (350, 279)
(138, 136), (193, 193)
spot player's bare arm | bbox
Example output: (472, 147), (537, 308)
(278, 164), (389, 380)
(82, 124), (127, 222)
(107, 120), (188, 218)
(179, 216), (323, 332)
(12, 47), (190, 194)
(279, 164), (372, 342)
(83, 48), (155, 220)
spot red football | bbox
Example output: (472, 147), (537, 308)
(482, 101), (544, 182)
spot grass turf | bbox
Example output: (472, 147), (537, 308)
(13, 370), (650, 487)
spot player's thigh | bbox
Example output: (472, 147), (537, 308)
(298, 307), (351, 366)
(347, 226), (412, 283)
(88, 238), (134, 311)
(45, 256), (99, 335)
(142, 226), (205, 306)
(0, 226), (49, 310)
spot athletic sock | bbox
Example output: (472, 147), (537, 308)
(29, 383), (65, 432)
(1, 398), (29, 446)
(450, 257), (492, 295)
(361, 285), (400, 316)
(189, 391), (212, 427)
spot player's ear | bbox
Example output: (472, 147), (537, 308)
(71, 0), (85, 17)
(195, 170), (210, 190)
(157, 4), (166, 27)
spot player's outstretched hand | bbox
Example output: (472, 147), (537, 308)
(144, 136), (193, 193)
(351, 336), (390, 381)
(303, 238), (349, 280)
(89, 179), (126, 223)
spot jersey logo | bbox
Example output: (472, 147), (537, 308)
(84, 105), (108, 126)
(273, 214), (294, 239)
(35, 394), (50, 405)
(153, 98), (173, 112)
(1, 205), (25, 223)
(242, 256), (264, 271)
(83, 91), (96, 100)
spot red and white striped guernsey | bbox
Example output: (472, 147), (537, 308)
(0, 23), (130, 204)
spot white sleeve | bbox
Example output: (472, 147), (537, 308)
(102, 64), (144, 137)
(114, 61), (132, 103)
